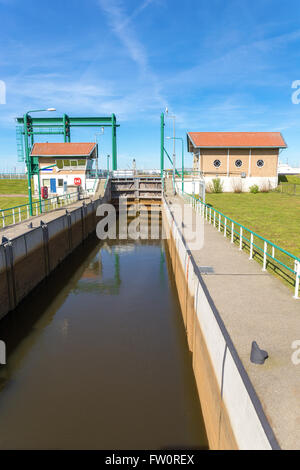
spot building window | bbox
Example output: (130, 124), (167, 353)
(235, 159), (243, 168)
(58, 179), (64, 187)
(213, 159), (221, 168)
(42, 179), (50, 187)
(257, 159), (264, 168)
(56, 159), (87, 169)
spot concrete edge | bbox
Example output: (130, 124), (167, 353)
(163, 195), (280, 450)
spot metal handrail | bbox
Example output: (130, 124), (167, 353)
(178, 189), (300, 299)
(104, 171), (110, 190)
(0, 190), (92, 229)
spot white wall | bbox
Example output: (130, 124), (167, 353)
(33, 173), (89, 196)
(204, 176), (278, 192)
(176, 176), (278, 194)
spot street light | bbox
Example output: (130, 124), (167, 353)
(94, 127), (105, 176)
(24, 108), (56, 215)
(165, 108), (176, 194)
(166, 136), (185, 191)
(27, 108), (56, 113)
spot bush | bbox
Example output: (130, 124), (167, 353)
(260, 180), (271, 193)
(249, 184), (259, 194)
(232, 178), (243, 193)
(208, 178), (223, 193)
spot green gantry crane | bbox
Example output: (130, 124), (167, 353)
(16, 113), (119, 215)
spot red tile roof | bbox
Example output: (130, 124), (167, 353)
(187, 132), (287, 148)
(31, 142), (96, 156)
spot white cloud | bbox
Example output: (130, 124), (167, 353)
(97, 0), (167, 114)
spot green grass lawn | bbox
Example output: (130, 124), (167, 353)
(0, 196), (31, 210)
(0, 178), (28, 194)
(205, 192), (300, 258)
(278, 174), (300, 184)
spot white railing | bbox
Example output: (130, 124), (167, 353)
(0, 190), (92, 230)
(177, 189), (300, 299)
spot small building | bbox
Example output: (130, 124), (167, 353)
(187, 132), (287, 191)
(31, 142), (97, 196)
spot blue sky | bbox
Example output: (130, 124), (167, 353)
(1, 0), (300, 170)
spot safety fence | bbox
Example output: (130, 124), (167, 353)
(0, 173), (27, 179)
(278, 183), (300, 195)
(0, 190), (93, 229)
(178, 189), (300, 299)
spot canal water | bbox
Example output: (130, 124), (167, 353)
(0, 232), (208, 449)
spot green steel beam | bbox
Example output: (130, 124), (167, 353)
(16, 116), (115, 125)
(160, 112), (164, 177)
(23, 113), (33, 216)
(112, 113), (117, 170)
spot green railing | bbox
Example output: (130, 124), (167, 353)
(0, 190), (93, 229)
(178, 189), (300, 299)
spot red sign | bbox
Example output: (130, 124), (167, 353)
(41, 186), (48, 199)
(74, 177), (81, 186)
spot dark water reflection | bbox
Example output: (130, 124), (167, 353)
(0, 233), (208, 450)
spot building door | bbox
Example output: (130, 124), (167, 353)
(50, 178), (56, 193)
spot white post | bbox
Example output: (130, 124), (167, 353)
(27, 206), (29, 219)
(227, 148), (230, 177)
(249, 233), (254, 259)
(262, 241), (267, 271)
(272, 246), (275, 259)
(213, 211), (216, 227)
(218, 213), (221, 231)
(294, 261), (300, 299)
(224, 217), (227, 237)
(248, 148), (252, 177)
(209, 207), (212, 224)
(2, 212), (5, 227)
(12, 208), (15, 225)
(231, 222), (234, 243)
(239, 227), (243, 250)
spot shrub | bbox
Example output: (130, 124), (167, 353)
(232, 177), (242, 193)
(249, 184), (259, 194)
(260, 180), (271, 193)
(208, 178), (223, 193)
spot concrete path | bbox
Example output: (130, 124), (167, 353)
(0, 196), (94, 241)
(166, 193), (300, 450)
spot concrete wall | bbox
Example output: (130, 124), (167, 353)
(204, 176), (277, 192)
(0, 198), (103, 321)
(176, 176), (278, 194)
(162, 197), (279, 450)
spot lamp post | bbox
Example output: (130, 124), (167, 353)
(94, 127), (104, 177)
(166, 136), (184, 192)
(165, 109), (176, 194)
(24, 108), (56, 216)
